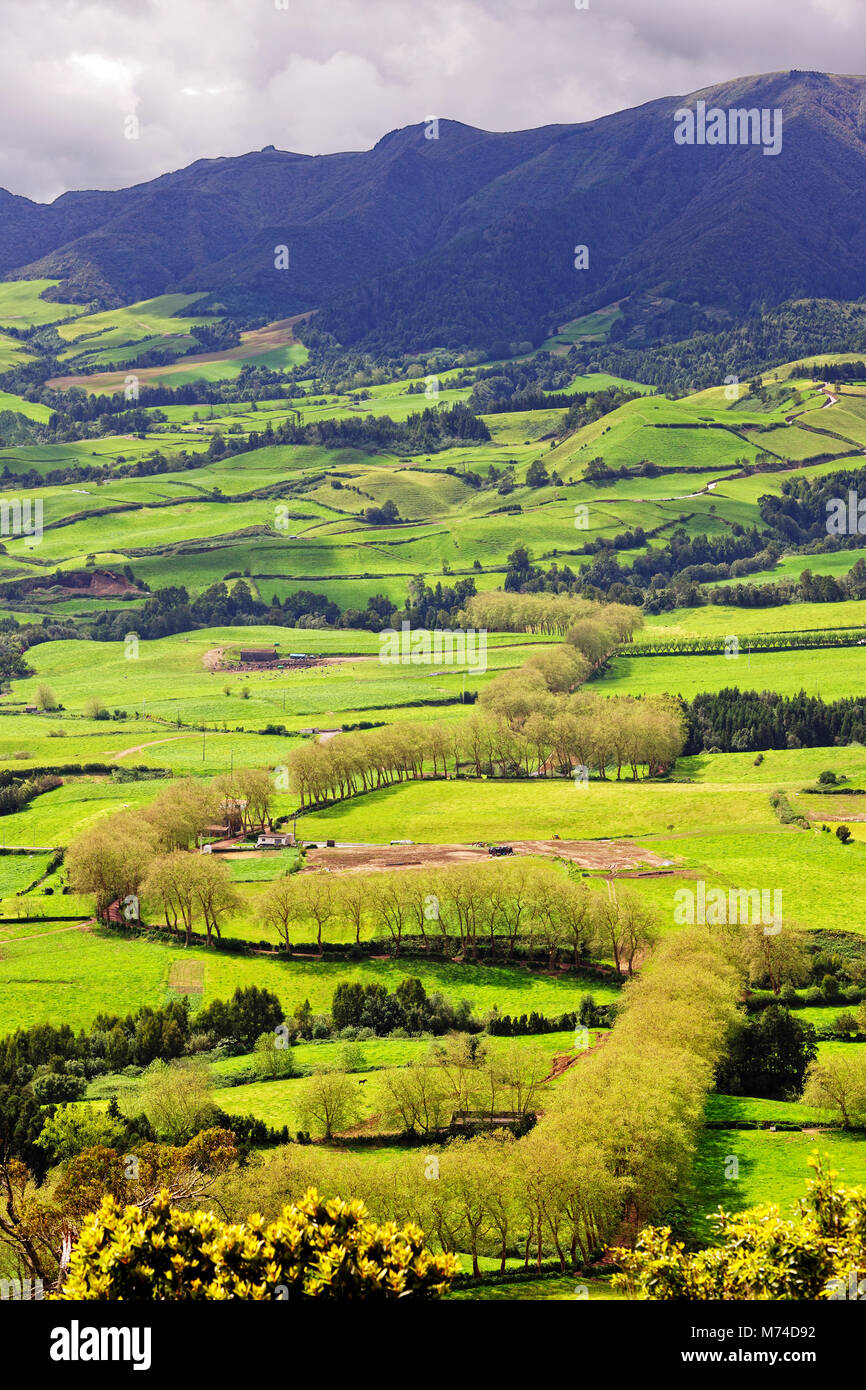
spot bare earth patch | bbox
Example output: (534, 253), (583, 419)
(303, 839), (668, 874)
(47, 312), (313, 393)
(168, 960), (204, 994)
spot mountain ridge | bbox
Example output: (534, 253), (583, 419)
(4, 70), (866, 350)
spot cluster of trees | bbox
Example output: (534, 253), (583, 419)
(585, 299), (866, 395)
(292, 1034), (546, 1150)
(394, 575), (479, 632)
(0, 1052), (293, 1286)
(0, 986), (290, 1280)
(464, 354), (591, 412)
(261, 859), (657, 970)
(330, 977), (475, 1036)
(190, 401), (490, 467)
(142, 852), (240, 947)
(486, 1004), (597, 1036)
(684, 688), (866, 754)
(717, 1004), (818, 1098)
(66, 771), (273, 930)
(706, 558), (866, 609)
(582, 526), (772, 606)
(0, 999), (195, 1096)
(93, 579), (351, 642)
(759, 463), (866, 548)
(0, 770), (61, 817)
(0, 1122), (240, 1287)
(0, 986), (286, 1156)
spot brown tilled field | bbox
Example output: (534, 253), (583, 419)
(302, 840), (669, 874)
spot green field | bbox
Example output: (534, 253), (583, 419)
(0, 278), (87, 328)
(0, 923), (613, 1034)
(597, 645), (866, 701)
(297, 777), (781, 843)
(4, 331), (866, 1301)
(682, 1126), (866, 1241)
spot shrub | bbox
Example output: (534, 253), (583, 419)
(830, 1011), (860, 1038)
(60, 1188), (458, 1300)
(612, 1157), (866, 1299)
(31, 1072), (86, 1104)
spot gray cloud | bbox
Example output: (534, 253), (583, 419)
(1, 0), (864, 201)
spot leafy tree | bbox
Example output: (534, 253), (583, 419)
(197, 985), (283, 1049)
(802, 1052), (866, 1128)
(298, 1071), (363, 1141)
(36, 683), (58, 711)
(253, 1031), (297, 1081)
(36, 1103), (126, 1164)
(717, 1005), (818, 1099)
(134, 1060), (218, 1144)
(31, 1072), (86, 1104)
(0, 1084), (47, 1179)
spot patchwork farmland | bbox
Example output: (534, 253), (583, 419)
(2, 127), (866, 1316)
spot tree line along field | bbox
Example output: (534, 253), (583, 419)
(4, 287), (866, 1300)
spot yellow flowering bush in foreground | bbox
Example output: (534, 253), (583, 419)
(612, 1157), (866, 1300)
(59, 1187), (458, 1300)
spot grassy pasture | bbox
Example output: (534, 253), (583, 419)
(683, 1127), (866, 1242)
(596, 645), (866, 701)
(0, 778), (160, 848)
(643, 599), (866, 638)
(296, 778), (780, 843)
(641, 828), (866, 936)
(0, 279), (86, 328)
(712, 548), (866, 589)
(0, 852), (56, 896)
(0, 390), (50, 420)
(49, 315), (309, 390)
(10, 627), (541, 727)
(0, 922), (614, 1035)
(0, 727), (304, 778)
(679, 745), (866, 787)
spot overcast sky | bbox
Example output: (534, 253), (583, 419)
(3, 0), (866, 202)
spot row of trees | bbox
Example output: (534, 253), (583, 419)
(261, 859), (658, 968)
(685, 687), (866, 754)
(288, 691), (686, 808)
(211, 927), (741, 1275)
(281, 593), (677, 809)
(460, 591), (642, 641)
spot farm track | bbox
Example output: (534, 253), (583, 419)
(110, 734), (191, 760)
(5, 918), (94, 943)
(543, 1031), (607, 1084)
